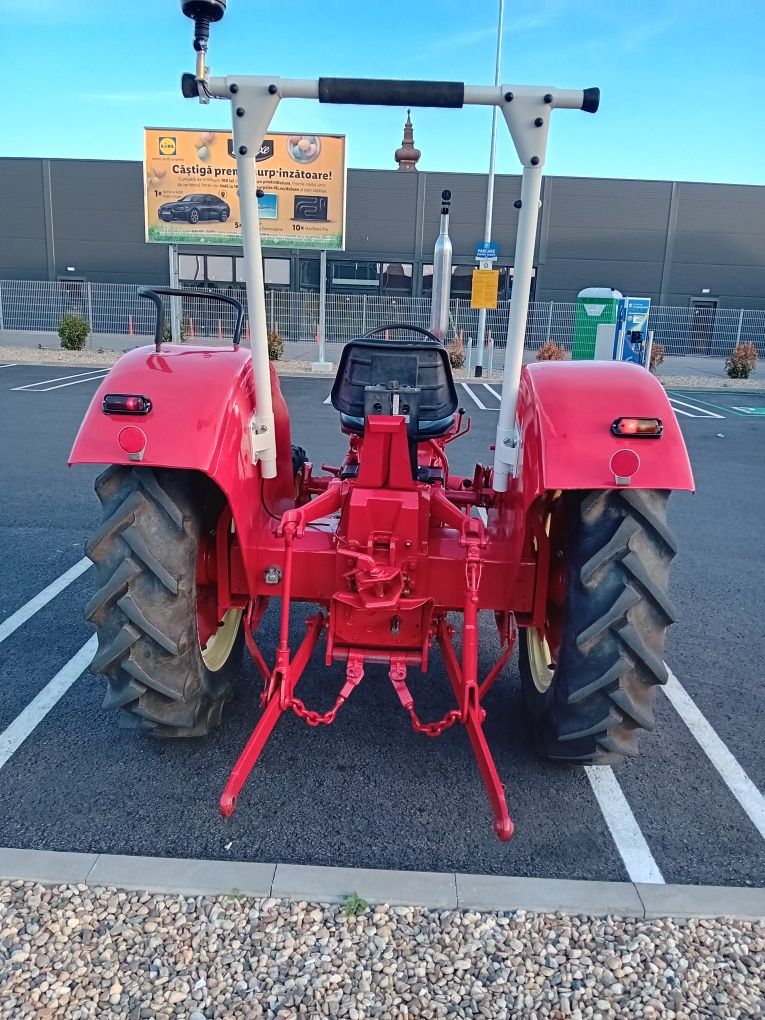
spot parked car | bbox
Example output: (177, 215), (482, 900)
(158, 194), (230, 224)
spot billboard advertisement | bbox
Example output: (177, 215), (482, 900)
(144, 128), (346, 249)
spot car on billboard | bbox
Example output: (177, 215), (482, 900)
(158, 193), (231, 224)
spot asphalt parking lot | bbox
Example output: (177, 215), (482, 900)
(0, 360), (763, 890)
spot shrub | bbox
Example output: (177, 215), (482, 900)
(267, 327), (284, 361)
(447, 333), (465, 369)
(58, 314), (90, 351)
(649, 342), (665, 373)
(725, 342), (758, 379)
(536, 339), (566, 361)
(162, 320), (188, 343)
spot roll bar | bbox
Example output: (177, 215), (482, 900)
(180, 7), (599, 491)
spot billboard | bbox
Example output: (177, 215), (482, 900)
(144, 128), (346, 249)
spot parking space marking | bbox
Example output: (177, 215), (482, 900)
(0, 636), (96, 772)
(666, 390), (755, 418)
(668, 397), (725, 419)
(323, 394), (332, 404)
(483, 384), (502, 402)
(584, 767), (665, 884)
(0, 363), (18, 369)
(663, 666), (765, 840)
(11, 369), (108, 393)
(461, 383), (487, 410)
(34, 372), (109, 393)
(669, 405), (694, 417)
(0, 558), (91, 646)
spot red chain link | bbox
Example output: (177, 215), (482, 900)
(287, 658), (365, 727)
(407, 706), (462, 737)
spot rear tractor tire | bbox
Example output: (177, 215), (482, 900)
(520, 489), (677, 765)
(85, 467), (244, 737)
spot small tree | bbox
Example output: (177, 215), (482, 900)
(649, 342), (665, 374)
(267, 327), (284, 361)
(725, 342), (758, 379)
(447, 332), (465, 369)
(536, 339), (566, 361)
(58, 314), (90, 351)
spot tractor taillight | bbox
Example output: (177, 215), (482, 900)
(611, 417), (662, 438)
(103, 394), (152, 415)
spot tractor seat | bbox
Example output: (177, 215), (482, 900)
(331, 337), (459, 441)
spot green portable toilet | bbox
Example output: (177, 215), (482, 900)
(572, 288), (622, 360)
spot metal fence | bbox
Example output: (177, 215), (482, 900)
(1, 278), (763, 362)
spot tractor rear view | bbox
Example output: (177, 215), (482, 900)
(70, 0), (694, 840)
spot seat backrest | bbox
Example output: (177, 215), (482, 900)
(330, 338), (458, 421)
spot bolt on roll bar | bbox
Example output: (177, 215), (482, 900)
(180, 5), (599, 489)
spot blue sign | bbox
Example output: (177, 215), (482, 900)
(624, 296), (651, 335)
(475, 242), (498, 261)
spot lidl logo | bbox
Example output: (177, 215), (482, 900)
(158, 136), (176, 156)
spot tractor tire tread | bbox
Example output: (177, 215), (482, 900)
(86, 466), (241, 737)
(522, 488), (676, 766)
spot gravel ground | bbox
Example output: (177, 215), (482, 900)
(0, 881), (762, 1020)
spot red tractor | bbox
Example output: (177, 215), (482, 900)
(70, 2), (693, 840)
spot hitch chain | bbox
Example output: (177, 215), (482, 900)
(389, 660), (462, 737)
(288, 657), (365, 727)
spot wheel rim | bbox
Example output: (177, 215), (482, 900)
(200, 608), (242, 671)
(528, 494), (566, 694)
(197, 514), (242, 672)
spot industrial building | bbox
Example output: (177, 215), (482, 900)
(2, 122), (764, 316)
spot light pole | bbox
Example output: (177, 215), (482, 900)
(475, 0), (504, 378)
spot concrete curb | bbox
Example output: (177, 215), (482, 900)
(1, 848), (764, 921)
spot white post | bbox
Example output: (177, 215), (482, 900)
(86, 282), (94, 331)
(228, 81), (281, 477)
(735, 307), (744, 346)
(362, 293), (367, 333)
(475, 0), (504, 378)
(546, 299), (553, 341)
(313, 248), (329, 369)
(0, 280), (4, 332)
(644, 329), (654, 371)
(493, 165), (543, 492)
(168, 245), (181, 342)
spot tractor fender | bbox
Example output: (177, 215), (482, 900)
(514, 360), (695, 501)
(69, 344), (295, 548)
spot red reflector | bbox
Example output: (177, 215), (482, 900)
(103, 393), (152, 415)
(611, 417), (662, 437)
(118, 426), (146, 455)
(610, 448), (640, 480)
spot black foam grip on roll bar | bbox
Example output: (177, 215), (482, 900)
(581, 87), (600, 113)
(318, 77), (464, 108)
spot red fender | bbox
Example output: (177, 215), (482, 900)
(68, 344), (295, 554)
(513, 360), (695, 503)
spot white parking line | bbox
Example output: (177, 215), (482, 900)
(663, 667), (765, 840)
(11, 370), (108, 393)
(585, 767), (665, 884)
(0, 363), (18, 369)
(483, 384), (502, 401)
(0, 636), (97, 772)
(323, 393), (332, 404)
(34, 372), (109, 392)
(460, 383), (487, 410)
(669, 404), (694, 417)
(0, 558), (91, 645)
(668, 397), (725, 419)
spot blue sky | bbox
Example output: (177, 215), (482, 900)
(2, 0), (764, 185)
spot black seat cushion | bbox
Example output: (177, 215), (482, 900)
(331, 337), (458, 440)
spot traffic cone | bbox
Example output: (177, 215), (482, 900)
(128, 314), (133, 336)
